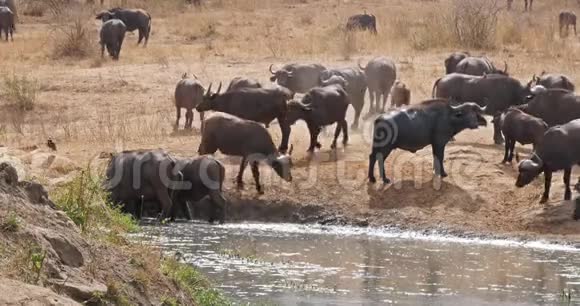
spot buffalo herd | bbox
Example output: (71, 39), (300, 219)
(3, 2), (580, 224)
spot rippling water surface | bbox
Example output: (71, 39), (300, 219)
(136, 222), (580, 305)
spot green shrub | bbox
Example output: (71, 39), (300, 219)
(51, 168), (138, 241)
(1, 212), (21, 232)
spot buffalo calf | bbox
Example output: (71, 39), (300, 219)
(499, 108), (547, 163)
(100, 19), (126, 60)
(391, 80), (410, 108)
(559, 11), (577, 37)
(174, 73), (205, 130)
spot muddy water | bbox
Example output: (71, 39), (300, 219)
(137, 222), (580, 305)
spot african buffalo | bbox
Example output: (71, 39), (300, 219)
(519, 86), (580, 127)
(559, 11), (577, 37)
(269, 63), (326, 94)
(432, 73), (531, 144)
(346, 13), (377, 34)
(100, 19), (126, 60)
(320, 67), (367, 129)
(391, 80), (411, 108)
(530, 72), (575, 91)
(0, 0), (16, 21)
(368, 100), (487, 183)
(198, 112), (293, 194)
(174, 73), (204, 130)
(499, 107), (547, 163)
(105, 150), (227, 223)
(444, 52), (469, 74)
(226, 77), (262, 92)
(96, 8), (151, 46)
(358, 57), (397, 114)
(516, 119), (580, 203)
(286, 79), (350, 152)
(0, 6), (13, 42)
(196, 83), (292, 152)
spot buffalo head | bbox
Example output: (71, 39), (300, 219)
(196, 82), (222, 112)
(449, 102), (487, 129)
(96, 10), (114, 21)
(269, 145), (293, 182)
(286, 100), (312, 125)
(444, 52), (469, 74)
(516, 154), (544, 187)
(269, 64), (294, 86)
(320, 75), (348, 89)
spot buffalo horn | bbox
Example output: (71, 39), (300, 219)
(357, 58), (366, 70)
(504, 61), (508, 74)
(206, 83), (213, 95)
(269, 64), (276, 75)
(216, 82), (222, 94)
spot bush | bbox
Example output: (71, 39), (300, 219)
(52, 16), (94, 59)
(450, 0), (501, 49)
(2, 73), (38, 111)
(51, 168), (138, 241)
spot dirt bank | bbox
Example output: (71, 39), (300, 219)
(0, 161), (198, 305)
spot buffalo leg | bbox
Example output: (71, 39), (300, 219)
(138, 29), (144, 45)
(331, 123), (341, 149)
(185, 109), (193, 129)
(540, 170), (552, 203)
(155, 187), (173, 221)
(493, 119), (504, 145)
(278, 119), (290, 153)
(199, 111), (205, 132)
(175, 107), (181, 130)
(101, 43), (105, 58)
(250, 161), (263, 194)
(508, 139), (516, 162)
(502, 138), (510, 163)
(341, 120), (349, 146)
(352, 102), (363, 130)
(237, 157), (248, 189)
(380, 91), (388, 112)
(368, 90), (375, 114)
(574, 23), (577, 36)
(432, 144), (447, 177)
(208, 190), (227, 224)
(574, 197), (580, 221)
(368, 147), (392, 184)
(564, 167), (572, 201)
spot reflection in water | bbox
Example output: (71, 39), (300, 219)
(135, 222), (580, 306)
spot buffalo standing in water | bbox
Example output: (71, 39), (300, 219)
(368, 100), (487, 184)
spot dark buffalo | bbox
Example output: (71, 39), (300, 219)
(269, 63), (327, 94)
(0, 0), (16, 21)
(105, 150), (226, 223)
(507, 0), (533, 11)
(358, 57), (397, 115)
(198, 112), (293, 194)
(286, 79), (350, 152)
(559, 11), (576, 37)
(226, 77), (262, 92)
(432, 73), (531, 144)
(444, 52), (469, 74)
(519, 86), (580, 127)
(320, 67), (367, 129)
(530, 72), (575, 91)
(196, 83), (292, 152)
(99, 19), (126, 60)
(0, 6), (13, 42)
(499, 107), (548, 163)
(391, 80), (411, 108)
(174, 73), (204, 130)
(368, 100), (487, 183)
(96, 8), (151, 46)
(346, 13), (377, 34)
(516, 119), (580, 203)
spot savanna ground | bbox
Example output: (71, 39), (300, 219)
(2, 0), (580, 245)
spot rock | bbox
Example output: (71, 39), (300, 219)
(44, 233), (85, 268)
(49, 279), (107, 303)
(0, 278), (81, 305)
(19, 181), (56, 208)
(0, 162), (18, 187)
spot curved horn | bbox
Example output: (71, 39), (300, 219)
(269, 64), (276, 75)
(478, 105), (487, 113)
(503, 61), (508, 74)
(358, 58), (366, 70)
(181, 72), (188, 79)
(206, 82), (213, 95)
(216, 82), (222, 94)
(191, 73), (199, 80)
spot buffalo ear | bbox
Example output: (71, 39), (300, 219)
(270, 76), (277, 82)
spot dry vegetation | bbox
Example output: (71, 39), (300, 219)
(1, 0), (580, 241)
